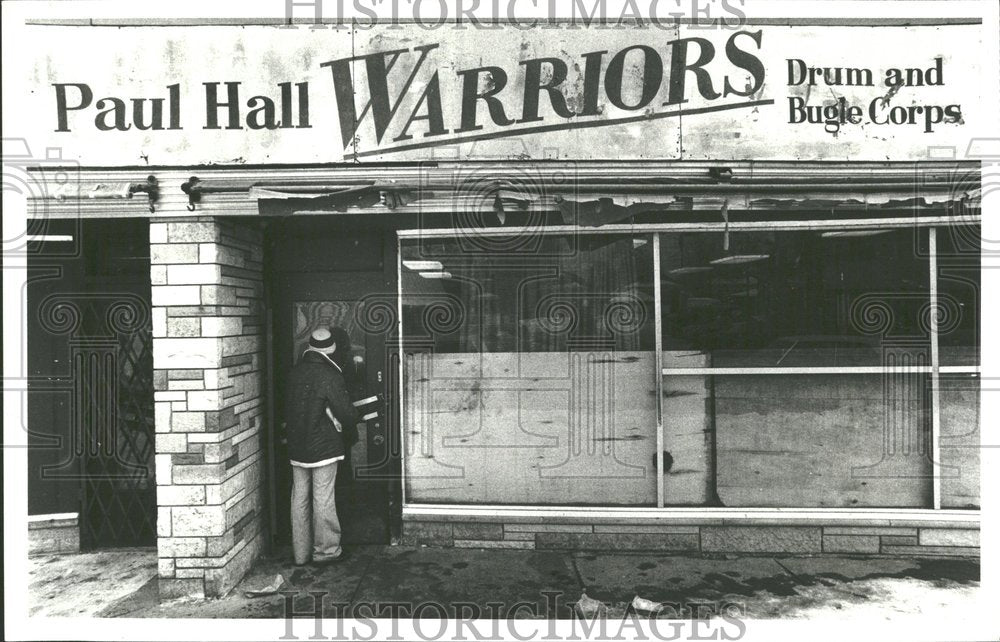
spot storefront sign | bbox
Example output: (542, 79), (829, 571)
(15, 21), (982, 164)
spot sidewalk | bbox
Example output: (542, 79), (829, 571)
(28, 549), (159, 618)
(31, 545), (980, 620)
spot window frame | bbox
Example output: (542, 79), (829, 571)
(396, 215), (981, 515)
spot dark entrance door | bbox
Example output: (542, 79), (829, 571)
(271, 270), (396, 545)
(27, 219), (156, 549)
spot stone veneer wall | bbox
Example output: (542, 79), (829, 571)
(150, 218), (266, 599)
(402, 519), (980, 557)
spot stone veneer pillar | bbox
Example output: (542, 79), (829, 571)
(150, 218), (266, 599)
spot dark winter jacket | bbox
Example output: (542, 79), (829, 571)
(285, 350), (361, 464)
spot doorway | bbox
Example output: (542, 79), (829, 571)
(266, 221), (399, 547)
(27, 219), (156, 549)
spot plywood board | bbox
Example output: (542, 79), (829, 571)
(939, 375), (980, 509)
(715, 374), (932, 507)
(404, 351), (658, 505)
(661, 352), (714, 505)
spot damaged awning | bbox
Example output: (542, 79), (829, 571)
(30, 162), (982, 222)
(254, 182), (979, 225)
(249, 168), (981, 226)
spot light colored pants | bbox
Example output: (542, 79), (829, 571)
(290, 461), (342, 564)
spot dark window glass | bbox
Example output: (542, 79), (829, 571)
(401, 235), (654, 353)
(937, 224), (980, 366)
(660, 229), (931, 368)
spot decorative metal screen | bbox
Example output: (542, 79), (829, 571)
(76, 295), (157, 548)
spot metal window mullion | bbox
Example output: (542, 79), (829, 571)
(662, 366), (938, 375)
(653, 233), (664, 509)
(403, 503), (980, 521)
(397, 215), (980, 239)
(940, 365), (980, 374)
(929, 227), (942, 510)
(397, 233), (407, 508)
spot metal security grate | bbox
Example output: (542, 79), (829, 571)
(79, 300), (156, 549)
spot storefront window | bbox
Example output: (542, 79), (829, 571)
(399, 225), (979, 510)
(936, 224), (980, 508)
(659, 228), (935, 508)
(401, 234), (657, 506)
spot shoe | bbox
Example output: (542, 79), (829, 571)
(312, 550), (350, 566)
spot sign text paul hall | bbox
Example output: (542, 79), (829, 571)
(51, 30), (767, 157)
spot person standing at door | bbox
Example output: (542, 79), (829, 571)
(284, 327), (360, 566)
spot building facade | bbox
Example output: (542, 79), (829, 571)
(13, 16), (984, 599)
